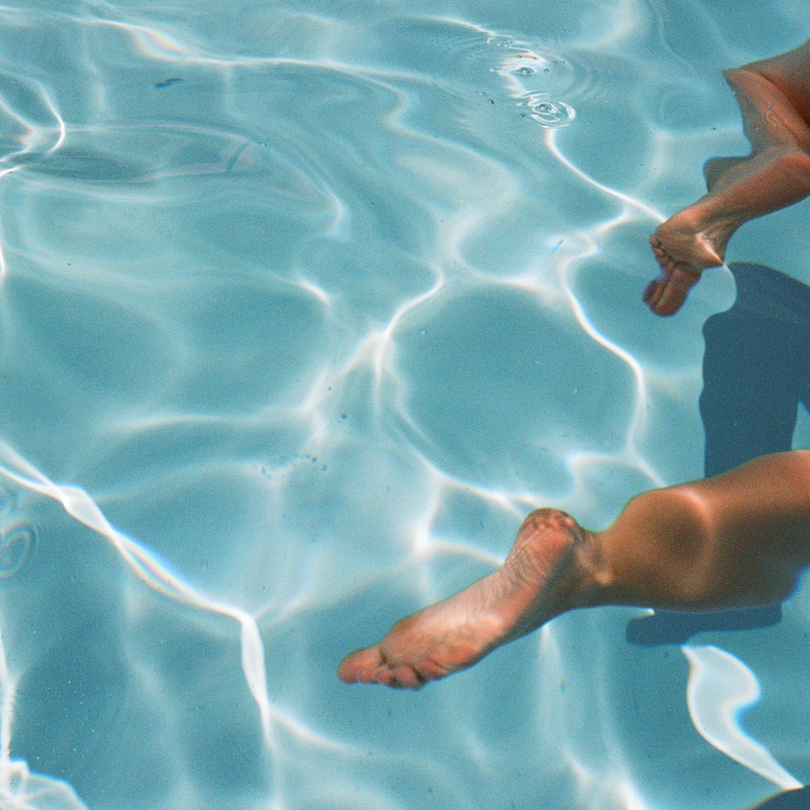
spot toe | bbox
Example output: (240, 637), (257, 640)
(415, 656), (451, 682)
(643, 279), (663, 306)
(648, 268), (701, 316)
(389, 665), (426, 689)
(337, 646), (385, 683)
(651, 289), (687, 316)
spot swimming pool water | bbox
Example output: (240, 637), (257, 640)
(0, 1), (808, 808)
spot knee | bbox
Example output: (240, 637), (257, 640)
(615, 487), (718, 604)
(772, 147), (810, 175)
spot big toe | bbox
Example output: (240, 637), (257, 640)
(645, 268), (701, 316)
(337, 645), (385, 683)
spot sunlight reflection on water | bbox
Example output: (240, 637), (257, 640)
(0, 2), (806, 809)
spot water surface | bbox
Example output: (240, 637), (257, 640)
(0, 2), (808, 809)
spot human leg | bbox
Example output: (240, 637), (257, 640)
(339, 451), (810, 688)
(646, 42), (810, 316)
(598, 451), (810, 611)
(647, 146), (810, 315)
(743, 36), (810, 128)
(629, 263), (810, 644)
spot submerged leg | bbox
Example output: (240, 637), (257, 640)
(597, 451), (810, 611)
(337, 509), (601, 689)
(630, 262), (810, 645)
(702, 155), (747, 190)
(646, 39), (810, 316)
(339, 451), (810, 689)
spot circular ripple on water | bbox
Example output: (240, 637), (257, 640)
(525, 94), (576, 128)
(0, 522), (36, 578)
(495, 49), (586, 129)
(370, 18), (609, 130)
(496, 45), (635, 123)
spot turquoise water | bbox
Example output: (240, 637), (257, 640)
(0, 1), (808, 808)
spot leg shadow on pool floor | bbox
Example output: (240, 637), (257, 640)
(748, 786), (810, 809)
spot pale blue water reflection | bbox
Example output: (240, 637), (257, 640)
(0, 2), (807, 809)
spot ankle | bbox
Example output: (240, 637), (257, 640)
(570, 527), (614, 608)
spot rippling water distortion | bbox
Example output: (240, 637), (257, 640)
(0, 2), (806, 809)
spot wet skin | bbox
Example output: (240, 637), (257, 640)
(646, 38), (810, 316)
(339, 451), (810, 689)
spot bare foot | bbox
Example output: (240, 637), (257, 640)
(337, 509), (600, 689)
(645, 145), (810, 317)
(644, 203), (735, 316)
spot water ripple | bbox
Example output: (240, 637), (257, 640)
(0, 4), (802, 810)
(0, 522), (35, 578)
